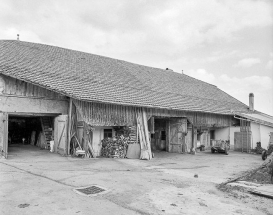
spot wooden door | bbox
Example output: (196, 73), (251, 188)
(169, 118), (185, 153)
(54, 115), (68, 155)
(234, 132), (251, 152)
(0, 112), (8, 158)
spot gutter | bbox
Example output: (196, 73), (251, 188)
(234, 115), (273, 128)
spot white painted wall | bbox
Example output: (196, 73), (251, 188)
(260, 124), (273, 149)
(92, 126), (114, 156)
(251, 122), (260, 148)
(250, 122), (273, 149)
(214, 126), (240, 150)
(215, 127), (229, 141)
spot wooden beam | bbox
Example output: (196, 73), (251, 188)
(67, 97), (73, 155)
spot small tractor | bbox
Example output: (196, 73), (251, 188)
(211, 140), (230, 155)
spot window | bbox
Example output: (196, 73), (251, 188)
(104, 129), (113, 139)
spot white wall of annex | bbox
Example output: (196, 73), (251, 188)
(215, 127), (229, 141)
(260, 124), (273, 149)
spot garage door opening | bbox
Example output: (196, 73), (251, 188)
(8, 115), (54, 154)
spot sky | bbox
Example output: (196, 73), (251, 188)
(0, 0), (272, 115)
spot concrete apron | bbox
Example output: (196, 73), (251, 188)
(0, 147), (270, 215)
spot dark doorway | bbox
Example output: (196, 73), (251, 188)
(8, 116), (42, 146)
(151, 118), (167, 151)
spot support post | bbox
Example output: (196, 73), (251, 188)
(67, 97), (73, 155)
(192, 124), (194, 149)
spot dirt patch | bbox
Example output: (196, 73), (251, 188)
(223, 166), (273, 186)
(217, 184), (273, 215)
(244, 168), (273, 184)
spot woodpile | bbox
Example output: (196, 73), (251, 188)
(101, 135), (129, 158)
(128, 125), (138, 144)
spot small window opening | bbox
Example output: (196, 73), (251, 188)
(104, 129), (113, 139)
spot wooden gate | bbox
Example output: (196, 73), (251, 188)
(54, 115), (68, 155)
(168, 118), (187, 153)
(234, 131), (251, 152)
(0, 112), (8, 158)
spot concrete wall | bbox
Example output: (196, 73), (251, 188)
(92, 126), (114, 156)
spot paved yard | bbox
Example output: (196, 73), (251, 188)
(0, 145), (272, 215)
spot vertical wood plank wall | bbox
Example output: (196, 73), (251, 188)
(73, 99), (234, 128)
(1, 75), (66, 100)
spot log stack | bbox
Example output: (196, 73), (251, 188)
(128, 125), (138, 144)
(101, 135), (129, 158)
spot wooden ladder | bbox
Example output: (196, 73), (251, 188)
(40, 117), (53, 149)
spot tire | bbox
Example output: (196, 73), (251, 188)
(211, 148), (215, 153)
(262, 150), (267, 160)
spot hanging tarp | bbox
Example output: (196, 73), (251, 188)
(73, 99), (138, 126)
(136, 109), (152, 160)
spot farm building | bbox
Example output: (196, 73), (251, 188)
(0, 40), (271, 159)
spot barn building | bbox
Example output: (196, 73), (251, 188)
(0, 40), (272, 159)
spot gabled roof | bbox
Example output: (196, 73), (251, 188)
(235, 112), (273, 127)
(0, 40), (249, 114)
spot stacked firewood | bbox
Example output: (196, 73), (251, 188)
(128, 126), (138, 144)
(101, 135), (129, 158)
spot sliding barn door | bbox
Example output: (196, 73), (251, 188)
(0, 112), (8, 158)
(54, 115), (68, 155)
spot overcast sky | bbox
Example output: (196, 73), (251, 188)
(1, 0), (272, 115)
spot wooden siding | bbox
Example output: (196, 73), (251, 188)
(1, 74), (66, 100)
(73, 99), (234, 127)
(73, 99), (139, 126)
